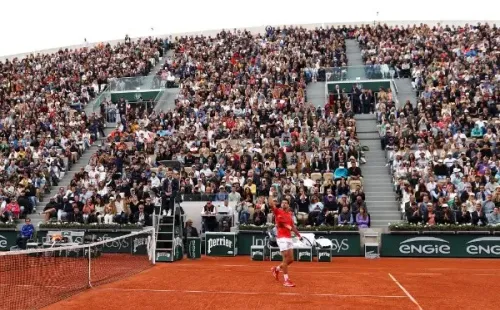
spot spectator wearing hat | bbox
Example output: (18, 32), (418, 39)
(439, 205), (455, 224)
(215, 185), (228, 201)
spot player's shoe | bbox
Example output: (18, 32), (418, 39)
(271, 267), (280, 281)
(283, 280), (296, 287)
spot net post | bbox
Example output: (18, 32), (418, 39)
(152, 225), (157, 265)
(88, 245), (92, 288)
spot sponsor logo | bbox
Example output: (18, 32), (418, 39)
(134, 93), (141, 100)
(330, 239), (349, 253)
(156, 252), (170, 260)
(188, 240), (198, 258)
(207, 237), (233, 254)
(133, 236), (149, 253)
(398, 237), (451, 255)
(466, 237), (500, 256)
(0, 235), (7, 248)
(99, 234), (130, 250)
(252, 237), (265, 247)
(252, 251), (264, 257)
(298, 251), (311, 260)
(318, 251), (331, 259)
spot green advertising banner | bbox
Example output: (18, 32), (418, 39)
(205, 232), (237, 256)
(238, 231), (267, 255)
(236, 231), (361, 257)
(110, 90), (161, 103)
(130, 233), (154, 256)
(381, 234), (500, 258)
(187, 237), (202, 259)
(320, 233), (361, 256)
(0, 230), (18, 251)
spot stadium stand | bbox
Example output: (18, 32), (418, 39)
(47, 26), (378, 230)
(359, 23), (500, 225)
(0, 37), (165, 224)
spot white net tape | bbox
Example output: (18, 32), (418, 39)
(0, 227), (155, 257)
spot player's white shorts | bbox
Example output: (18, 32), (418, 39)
(277, 238), (294, 252)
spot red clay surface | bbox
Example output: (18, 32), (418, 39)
(0, 254), (151, 310)
(41, 256), (500, 310)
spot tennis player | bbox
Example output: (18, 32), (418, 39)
(270, 198), (301, 287)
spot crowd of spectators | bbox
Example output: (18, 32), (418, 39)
(360, 23), (500, 226)
(48, 26), (375, 231)
(0, 37), (165, 224)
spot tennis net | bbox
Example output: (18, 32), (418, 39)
(0, 227), (155, 310)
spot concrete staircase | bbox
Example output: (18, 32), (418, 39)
(393, 78), (417, 108)
(154, 88), (180, 112)
(305, 82), (325, 108)
(345, 39), (366, 80)
(355, 114), (400, 228)
(154, 49), (180, 112)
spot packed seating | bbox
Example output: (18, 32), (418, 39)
(364, 23), (500, 226)
(0, 37), (165, 224)
(49, 26), (374, 230)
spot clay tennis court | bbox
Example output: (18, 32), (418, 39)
(41, 256), (500, 310)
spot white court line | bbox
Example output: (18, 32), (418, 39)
(404, 273), (441, 276)
(101, 287), (406, 299)
(388, 273), (423, 310)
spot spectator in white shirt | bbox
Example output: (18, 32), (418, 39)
(200, 164), (213, 178)
(150, 172), (161, 189)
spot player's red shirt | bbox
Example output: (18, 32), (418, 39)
(274, 207), (293, 238)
